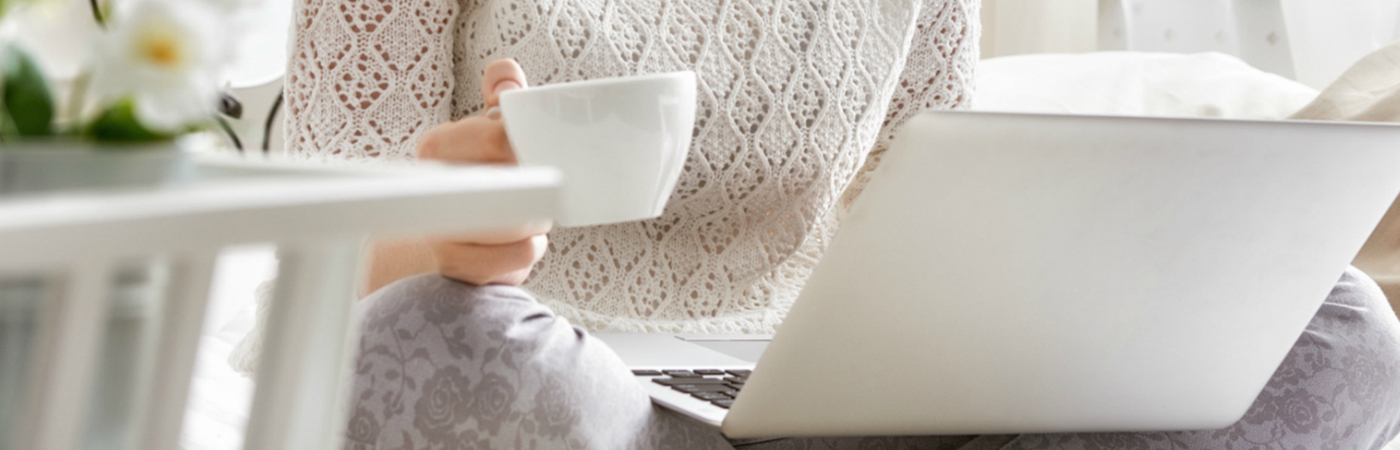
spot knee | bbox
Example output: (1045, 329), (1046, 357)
(1289, 267), (1400, 441)
(358, 274), (540, 339)
(1313, 267), (1399, 340)
(347, 276), (540, 448)
(1306, 267), (1400, 377)
(1332, 266), (1388, 310)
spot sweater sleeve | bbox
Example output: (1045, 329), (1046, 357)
(282, 0), (461, 161)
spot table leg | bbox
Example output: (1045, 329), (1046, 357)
(131, 251), (217, 450)
(242, 237), (364, 450)
(21, 261), (111, 450)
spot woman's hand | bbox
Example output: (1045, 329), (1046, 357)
(364, 59), (550, 292)
(415, 59), (524, 164)
(422, 59), (550, 286)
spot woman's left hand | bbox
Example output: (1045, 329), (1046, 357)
(363, 59), (550, 293)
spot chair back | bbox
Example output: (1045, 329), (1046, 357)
(0, 158), (558, 450)
(1099, 0), (1400, 88)
(979, 0), (1400, 88)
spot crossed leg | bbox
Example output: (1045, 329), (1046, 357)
(344, 267), (1400, 450)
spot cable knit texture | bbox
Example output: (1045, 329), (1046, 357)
(282, 0), (976, 334)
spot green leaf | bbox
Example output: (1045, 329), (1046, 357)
(2, 44), (56, 136)
(0, 97), (20, 140)
(86, 98), (171, 143)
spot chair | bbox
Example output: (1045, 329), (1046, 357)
(0, 157), (558, 450)
(1100, 0), (1400, 89)
(982, 0), (1400, 89)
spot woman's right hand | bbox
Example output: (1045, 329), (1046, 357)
(412, 59), (551, 286)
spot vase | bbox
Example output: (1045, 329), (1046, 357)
(0, 139), (194, 196)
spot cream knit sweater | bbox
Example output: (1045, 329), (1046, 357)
(283, 0), (976, 333)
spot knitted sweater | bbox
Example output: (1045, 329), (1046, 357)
(282, 0), (977, 333)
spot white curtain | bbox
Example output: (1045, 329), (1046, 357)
(979, 0), (1097, 59)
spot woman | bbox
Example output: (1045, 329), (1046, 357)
(279, 0), (1400, 448)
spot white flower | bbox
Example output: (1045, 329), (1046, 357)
(1, 0), (101, 80)
(90, 0), (228, 132)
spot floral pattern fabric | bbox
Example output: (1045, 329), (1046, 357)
(345, 267), (1400, 449)
(345, 276), (732, 450)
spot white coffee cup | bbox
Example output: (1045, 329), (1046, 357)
(498, 71), (696, 227)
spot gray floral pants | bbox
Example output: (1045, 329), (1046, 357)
(344, 267), (1400, 449)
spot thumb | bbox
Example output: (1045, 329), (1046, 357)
(482, 58), (529, 108)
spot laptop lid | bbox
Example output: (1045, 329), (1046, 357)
(722, 111), (1400, 438)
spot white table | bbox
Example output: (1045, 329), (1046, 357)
(0, 155), (559, 450)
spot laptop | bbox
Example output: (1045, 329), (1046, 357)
(594, 111), (1400, 438)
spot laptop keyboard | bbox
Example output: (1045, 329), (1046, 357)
(633, 369), (751, 409)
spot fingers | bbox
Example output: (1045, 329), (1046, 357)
(411, 57), (541, 287)
(481, 58), (528, 108)
(431, 220), (552, 245)
(429, 234), (548, 286)
(416, 116), (515, 163)
(417, 58), (527, 163)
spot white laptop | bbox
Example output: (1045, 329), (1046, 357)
(595, 111), (1400, 438)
